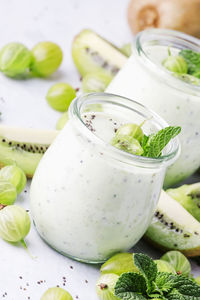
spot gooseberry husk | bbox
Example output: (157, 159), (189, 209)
(0, 42), (32, 77)
(161, 250), (191, 276)
(41, 287), (73, 300)
(162, 55), (188, 74)
(100, 252), (138, 275)
(31, 41), (63, 77)
(0, 205), (30, 243)
(0, 165), (27, 194)
(96, 273), (120, 300)
(46, 83), (76, 112)
(82, 72), (111, 93)
(0, 180), (17, 205)
(56, 112), (69, 130)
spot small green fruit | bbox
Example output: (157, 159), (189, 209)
(41, 287), (73, 300)
(163, 55), (188, 74)
(100, 253), (138, 275)
(46, 83), (76, 112)
(161, 250), (191, 276)
(154, 259), (176, 274)
(0, 205), (30, 243)
(0, 42), (32, 77)
(0, 165), (26, 194)
(115, 123), (144, 142)
(31, 41), (63, 77)
(82, 72), (111, 93)
(112, 135), (144, 156)
(0, 180), (17, 205)
(56, 112), (69, 130)
(96, 273), (120, 300)
(195, 276), (200, 285)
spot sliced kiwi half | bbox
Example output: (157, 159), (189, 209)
(72, 29), (127, 78)
(166, 183), (200, 222)
(0, 126), (58, 178)
(145, 190), (200, 257)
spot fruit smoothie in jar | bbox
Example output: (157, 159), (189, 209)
(107, 29), (200, 188)
(30, 93), (179, 263)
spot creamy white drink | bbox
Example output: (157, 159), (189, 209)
(30, 93), (179, 263)
(107, 29), (200, 188)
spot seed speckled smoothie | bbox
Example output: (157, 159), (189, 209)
(107, 29), (200, 188)
(30, 93), (179, 263)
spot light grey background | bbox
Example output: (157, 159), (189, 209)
(0, 1), (199, 299)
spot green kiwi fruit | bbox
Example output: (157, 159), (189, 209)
(145, 190), (200, 257)
(0, 126), (58, 178)
(167, 183), (200, 222)
(72, 29), (127, 78)
(82, 72), (111, 93)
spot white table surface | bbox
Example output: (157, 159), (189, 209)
(0, 1), (199, 299)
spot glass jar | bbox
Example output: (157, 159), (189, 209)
(107, 29), (200, 188)
(30, 93), (179, 263)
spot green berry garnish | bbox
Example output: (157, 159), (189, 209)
(163, 55), (188, 74)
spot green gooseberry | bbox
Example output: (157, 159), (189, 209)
(82, 72), (111, 93)
(161, 250), (191, 276)
(174, 73), (200, 85)
(31, 41), (63, 77)
(56, 112), (69, 130)
(115, 123), (144, 143)
(195, 276), (200, 285)
(162, 55), (188, 74)
(96, 273), (120, 300)
(112, 135), (144, 156)
(0, 205), (30, 249)
(154, 259), (176, 274)
(46, 83), (76, 112)
(100, 252), (138, 275)
(41, 287), (73, 300)
(0, 180), (17, 205)
(0, 42), (32, 77)
(0, 165), (26, 194)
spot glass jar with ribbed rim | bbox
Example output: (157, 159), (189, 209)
(107, 29), (200, 188)
(30, 92), (179, 263)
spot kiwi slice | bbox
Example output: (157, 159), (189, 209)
(145, 190), (200, 257)
(167, 183), (200, 222)
(72, 29), (127, 78)
(0, 126), (58, 178)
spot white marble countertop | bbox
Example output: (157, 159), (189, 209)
(0, 1), (199, 299)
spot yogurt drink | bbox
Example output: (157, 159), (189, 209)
(107, 29), (200, 187)
(30, 93), (179, 263)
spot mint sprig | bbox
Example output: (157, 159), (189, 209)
(179, 50), (200, 77)
(114, 253), (200, 300)
(142, 126), (181, 158)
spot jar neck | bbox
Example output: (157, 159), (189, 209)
(133, 29), (200, 95)
(69, 93), (180, 168)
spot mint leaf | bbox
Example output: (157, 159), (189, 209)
(115, 272), (147, 296)
(115, 292), (147, 300)
(154, 272), (176, 294)
(168, 290), (185, 300)
(173, 276), (200, 300)
(179, 50), (200, 76)
(143, 126), (181, 158)
(133, 253), (157, 286)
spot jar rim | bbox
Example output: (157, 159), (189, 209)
(69, 92), (180, 168)
(134, 28), (200, 95)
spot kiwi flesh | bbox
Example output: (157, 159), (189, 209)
(0, 126), (58, 178)
(72, 29), (127, 78)
(167, 183), (200, 222)
(145, 190), (200, 257)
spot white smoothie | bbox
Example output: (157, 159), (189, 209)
(30, 94), (179, 262)
(107, 30), (200, 188)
